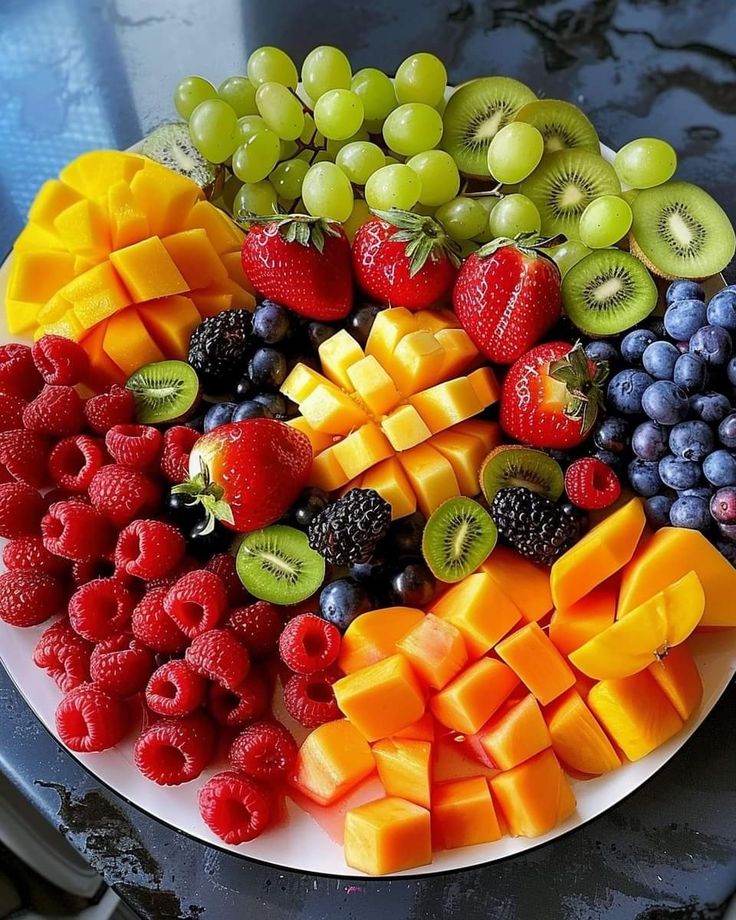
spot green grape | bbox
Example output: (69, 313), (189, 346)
(237, 115), (268, 143)
(231, 128), (281, 182)
(336, 141), (385, 185)
(174, 75), (217, 119)
(351, 68), (397, 121)
(233, 180), (278, 218)
(270, 157), (310, 199)
(472, 196), (500, 243)
(579, 195), (633, 248)
(394, 53), (447, 107)
(343, 198), (373, 242)
(302, 45), (352, 100)
(488, 193), (542, 237)
(314, 89), (364, 141)
(217, 76), (258, 117)
(219, 174), (243, 214)
(189, 99), (239, 163)
(364, 118), (386, 134)
(247, 46), (298, 89)
(544, 239), (592, 278)
(255, 82), (305, 141)
(302, 162), (354, 221)
(406, 149), (460, 207)
(614, 137), (677, 189)
(364, 164), (421, 210)
(325, 126), (370, 160)
(383, 103), (443, 157)
(279, 139), (299, 160)
(487, 122), (544, 184)
(436, 196), (488, 240)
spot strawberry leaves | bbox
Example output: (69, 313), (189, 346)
(371, 207), (461, 276)
(172, 457), (235, 534)
(549, 342), (609, 436)
(239, 213), (342, 254)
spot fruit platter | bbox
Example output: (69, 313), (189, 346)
(1, 43), (736, 877)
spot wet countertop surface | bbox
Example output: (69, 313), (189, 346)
(1, 1), (735, 917)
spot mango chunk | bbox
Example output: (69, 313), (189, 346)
(60, 262), (132, 330)
(161, 228), (228, 289)
(388, 330), (446, 395)
(490, 749), (576, 838)
(138, 295), (201, 360)
(549, 578), (618, 657)
(453, 419), (502, 454)
(110, 237), (189, 303)
(477, 694), (551, 770)
(480, 545), (553, 623)
(431, 658), (520, 735)
(647, 642), (703, 721)
(397, 443), (460, 517)
(429, 429), (488, 495)
(80, 320), (125, 388)
(318, 329), (365, 390)
(393, 712), (435, 743)
(332, 423), (393, 480)
(8, 250), (76, 306)
(396, 614), (467, 690)
(103, 307), (165, 375)
(53, 199), (111, 260)
(380, 404), (432, 452)
(130, 166), (202, 237)
(545, 689), (621, 775)
(300, 383), (368, 434)
(307, 444), (350, 491)
(344, 797), (432, 875)
(432, 776), (502, 850)
(434, 327), (480, 379)
(290, 719), (375, 806)
(410, 378), (484, 434)
(347, 355), (402, 416)
(281, 363), (326, 404)
(28, 179), (83, 230)
(467, 366), (501, 406)
(361, 457), (417, 520)
(13, 223), (63, 253)
(373, 738), (432, 808)
(338, 607), (425, 675)
(107, 179), (151, 249)
(365, 307), (419, 369)
(184, 199), (244, 252)
(188, 284), (233, 317)
(496, 622), (576, 705)
(60, 150), (144, 198)
(286, 416), (335, 455)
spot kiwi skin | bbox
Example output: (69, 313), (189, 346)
(422, 497), (497, 583)
(480, 446), (564, 505)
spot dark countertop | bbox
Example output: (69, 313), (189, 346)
(1, 1), (735, 918)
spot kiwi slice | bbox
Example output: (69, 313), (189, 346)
(563, 249), (658, 335)
(519, 149), (621, 238)
(480, 446), (564, 505)
(236, 525), (325, 605)
(141, 122), (218, 189)
(442, 77), (537, 177)
(422, 497), (497, 583)
(126, 360), (199, 424)
(514, 100), (599, 154)
(629, 181), (736, 280)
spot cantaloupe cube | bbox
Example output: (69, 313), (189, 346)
(453, 419), (501, 454)
(8, 250), (76, 305)
(138, 295), (201, 360)
(396, 614), (467, 690)
(332, 423), (393, 480)
(380, 405), (432, 452)
(162, 228), (228, 289)
(388, 331), (446, 395)
(300, 383), (368, 434)
(549, 578), (618, 656)
(103, 307), (165, 375)
(53, 199), (111, 260)
(281, 363), (327, 404)
(373, 738), (432, 808)
(410, 378), (483, 434)
(107, 179), (150, 249)
(334, 654), (426, 742)
(365, 307), (418, 368)
(290, 719), (375, 806)
(60, 262), (132, 330)
(430, 573), (521, 658)
(318, 329), (365, 390)
(110, 237), (189, 303)
(347, 355), (401, 416)
(429, 430), (488, 495)
(308, 445), (350, 491)
(397, 443), (460, 517)
(477, 694), (550, 770)
(360, 457), (417, 519)
(490, 748), (576, 838)
(81, 320), (126, 387)
(344, 797), (432, 875)
(393, 712), (435, 742)
(496, 622), (576, 705)
(338, 607), (425, 674)
(544, 689), (621, 775)
(432, 776), (502, 850)
(130, 166), (202, 238)
(647, 643), (703, 721)
(183, 199), (244, 253)
(467, 366), (501, 406)
(431, 658), (520, 735)
(28, 179), (83, 230)
(479, 545), (553, 623)
(286, 417), (335, 455)
(434, 328), (480, 379)
(188, 284), (233, 317)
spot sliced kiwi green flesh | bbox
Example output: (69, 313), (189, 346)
(519, 148), (621, 238)
(126, 359), (199, 423)
(481, 446), (564, 505)
(629, 180), (736, 280)
(236, 525), (325, 605)
(422, 497), (497, 583)
(442, 76), (537, 177)
(141, 122), (218, 188)
(563, 249), (658, 335)
(514, 99), (599, 154)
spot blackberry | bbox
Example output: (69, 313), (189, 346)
(490, 487), (586, 566)
(187, 310), (252, 393)
(308, 488), (391, 566)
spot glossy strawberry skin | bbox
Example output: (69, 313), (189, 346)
(453, 246), (561, 364)
(352, 218), (457, 310)
(240, 222), (353, 321)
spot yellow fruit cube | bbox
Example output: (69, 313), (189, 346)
(308, 445), (350, 492)
(37, 292), (74, 324)
(332, 423), (393, 480)
(53, 199), (111, 260)
(35, 311), (84, 342)
(281, 364), (328, 404)
(300, 383), (368, 434)
(454, 419), (502, 454)
(183, 200), (244, 253)
(318, 329), (365, 390)
(412, 308), (458, 333)
(13, 224), (63, 252)
(365, 307), (417, 368)
(287, 417), (335, 454)
(80, 320), (125, 387)
(344, 797), (432, 876)
(220, 278), (256, 310)
(219, 250), (253, 288)
(398, 443), (460, 517)
(361, 457), (417, 519)
(138, 295), (202, 360)
(8, 250), (76, 305)
(410, 378), (484, 434)
(381, 405), (432, 451)
(388, 331), (446, 395)
(162, 229), (228, 290)
(468, 366), (501, 406)
(107, 180), (150, 250)
(60, 150), (144, 198)
(435, 327), (480, 379)
(28, 180), (83, 231)
(188, 285), (233, 317)
(110, 237), (189, 303)
(430, 429), (489, 495)
(6, 299), (40, 335)
(347, 355), (401, 416)
(130, 166), (202, 238)
(103, 307), (165, 375)
(60, 262), (132, 330)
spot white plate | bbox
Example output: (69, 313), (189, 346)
(1, 139), (735, 878)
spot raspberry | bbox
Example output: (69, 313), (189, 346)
(71, 557), (116, 586)
(0, 344), (43, 400)
(0, 429), (51, 487)
(227, 602), (282, 658)
(23, 385), (85, 436)
(68, 577), (136, 642)
(131, 586), (189, 653)
(32, 335), (89, 386)
(0, 481), (47, 538)
(33, 619), (92, 693)
(565, 457), (622, 511)
(198, 771), (272, 843)
(160, 426), (200, 483)
(208, 671), (270, 727)
(278, 614), (340, 674)
(42, 500), (114, 562)
(48, 435), (107, 492)
(105, 424), (162, 470)
(84, 385), (135, 433)
(164, 570), (228, 638)
(0, 571), (65, 627)
(88, 464), (162, 528)
(3, 535), (70, 577)
(55, 683), (129, 752)
(283, 669), (340, 728)
(134, 713), (216, 786)
(185, 628), (250, 690)
(146, 555), (198, 590)
(89, 633), (156, 698)
(145, 659), (207, 717)
(205, 552), (249, 606)
(229, 721), (297, 780)
(114, 519), (186, 580)
(0, 390), (27, 433)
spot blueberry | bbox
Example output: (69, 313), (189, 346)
(607, 369), (654, 415)
(718, 523), (736, 544)
(727, 357), (736, 387)
(252, 300), (292, 344)
(690, 391), (731, 424)
(204, 401), (236, 432)
(235, 375), (255, 400)
(659, 454), (702, 491)
(627, 458), (662, 497)
(348, 305), (383, 346)
(719, 412), (736, 448)
(232, 400), (268, 421)
(390, 560), (436, 607)
(644, 494), (674, 528)
(669, 495), (711, 531)
(668, 420), (714, 462)
(641, 381), (689, 425)
(584, 340), (620, 365)
(663, 298), (707, 340)
(385, 512), (427, 556)
(642, 340), (679, 380)
(666, 280), (705, 305)
(253, 392), (288, 419)
(705, 286), (736, 331)
(689, 325), (732, 366)
(631, 421), (670, 461)
(710, 487), (736, 525)
(646, 318), (667, 338)
(680, 486), (714, 502)
(716, 540), (736, 565)
(187, 519), (232, 559)
(248, 347), (288, 389)
(165, 490), (202, 529)
(594, 416), (629, 454)
(319, 578), (372, 631)
(673, 353), (707, 394)
(703, 449), (736, 486)
(621, 328), (657, 365)
(291, 487), (329, 529)
(350, 557), (386, 584)
(307, 322), (338, 350)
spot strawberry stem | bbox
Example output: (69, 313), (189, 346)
(171, 458), (235, 534)
(548, 342), (609, 436)
(371, 207), (462, 274)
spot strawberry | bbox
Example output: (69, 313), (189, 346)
(173, 419), (312, 533)
(453, 237), (561, 364)
(240, 215), (353, 321)
(500, 341), (607, 449)
(352, 210), (459, 310)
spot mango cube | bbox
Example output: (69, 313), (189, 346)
(318, 329), (365, 390)
(388, 331), (446, 395)
(138, 295), (201, 360)
(130, 166), (202, 237)
(110, 237), (189, 303)
(53, 199), (111, 260)
(308, 444), (350, 491)
(480, 546), (553, 624)
(28, 179), (82, 230)
(161, 228), (227, 289)
(454, 419), (502, 453)
(8, 250), (76, 305)
(332, 423), (393, 480)
(431, 658), (520, 734)
(290, 719), (375, 806)
(396, 614), (467, 690)
(490, 749), (576, 838)
(103, 308), (165, 375)
(344, 797), (432, 875)
(347, 355), (401, 415)
(477, 694), (551, 770)
(281, 363), (326, 403)
(435, 327), (480, 378)
(107, 179), (150, 250)
(365, 307), (417, 368)
(300, 383), (368, 434)
(381, 405), (432, 452)
(432, 777), (502, 850)
(496, 622), (576, 706)
(286, 416), (335, 455)
(183, 199), (243, 253)
(338, 607), (425, 675)
(361, 458), (417, 519)
(372, 738), (432, 808)
(430, 429), (489, 495)
(398, 443), (460, 517)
